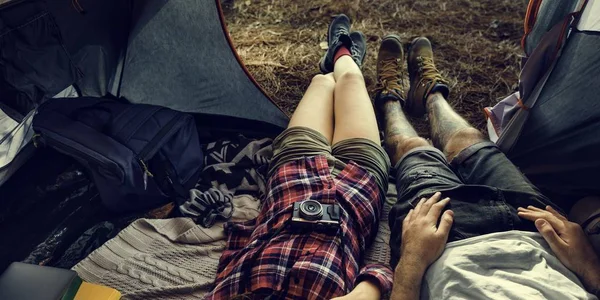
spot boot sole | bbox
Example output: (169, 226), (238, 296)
(382, 34), (402, 44)
(379, 34), (404, 67)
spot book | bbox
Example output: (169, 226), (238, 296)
(74, 282), (120, 300)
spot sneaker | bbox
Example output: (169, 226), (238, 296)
(406, 37), (449, 117)
(349, 31), (367, 68)
(374, 35), (405, 107)
(319, 14), (352, 73)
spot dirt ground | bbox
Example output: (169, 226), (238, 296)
(223, 0), (527, 136)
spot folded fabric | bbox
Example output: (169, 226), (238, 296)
(180, 188), (234, 228)
(72, 194), (260, 299)
(178, 135), (272, 225)
(196, 136), (272, 196)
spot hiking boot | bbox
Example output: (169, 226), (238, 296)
(349, 31), (367, 68)
(374, 35), (405, 108)
(319, 14), (353, 73)
(406, 37), (449, 117)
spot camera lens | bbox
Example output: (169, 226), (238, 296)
(298, 200), (323, 221)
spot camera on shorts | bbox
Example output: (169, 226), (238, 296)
(291, 199), (340, 231)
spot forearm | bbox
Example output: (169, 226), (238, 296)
(581, 261), (600, 296)
(390, 257), (427, 300)
(352, 279), (382, 300)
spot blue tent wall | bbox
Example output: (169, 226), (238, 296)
(0, 0), (288, 133)
(119, 0), (289, 130)
(506, 31), (600, 210)
(494, 0), (600, 210)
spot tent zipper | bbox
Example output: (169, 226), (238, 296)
(137, 115), (181, 190)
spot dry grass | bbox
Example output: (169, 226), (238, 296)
(223, 0), (526, 136)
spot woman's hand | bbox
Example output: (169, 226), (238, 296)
(330, 279), (380, 300)
(400, 192), (454, 272)
(518, 205), (600, 292)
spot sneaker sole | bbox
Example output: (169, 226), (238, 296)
(350, 31), (367, 68)
(319, 56), (329, 74)
(319, 14), (350, 74)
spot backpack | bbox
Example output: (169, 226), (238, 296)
(32, 97), (203, 212)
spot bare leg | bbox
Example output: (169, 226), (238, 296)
(380, 100), (430, 165)
(426, 92), (487, 161)
(331, 56), (380, 144)
(288, 73), (336, 143)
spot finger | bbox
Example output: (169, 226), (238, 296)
(527, 205), (545, 212)
(413, 198), (426, 216)
(546, 206), (567, 220)
(436, 210), (454, 240)
(420, 192), (441, 216)
(517, 210), (538, 221)
(428, 197), (450, 220)
(535, 218), (568, 252)
(517, 206), (532, 213)
(403, 209), (414, 225)
(518, 211), (566, 232)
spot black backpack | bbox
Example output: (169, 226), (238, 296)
(32, 97), (203, 212)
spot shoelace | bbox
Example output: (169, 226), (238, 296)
(336, 28), (349, 36)
(350, 45), (361, 57)
(376, 58), (404, 94)
(417, 56), (447, 84)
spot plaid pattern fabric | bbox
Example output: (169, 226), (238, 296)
(204, 155), (393, 299)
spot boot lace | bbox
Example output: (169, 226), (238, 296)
(417, 56), (447, 84)
(376, 58), (403, 94)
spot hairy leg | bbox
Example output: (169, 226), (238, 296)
(288, 73), (336, 143)
(381, 100), (430, 165)
(426, 92), (487, 161)
(331, 55), (380, 144)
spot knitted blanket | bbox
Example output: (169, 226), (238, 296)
(72, 195), (260, 299)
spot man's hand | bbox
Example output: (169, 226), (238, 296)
(518, 205), (600, 292)
(400, 192), (454, 271)
(330, 279), (380, 300)
(391, 192), (453, 300)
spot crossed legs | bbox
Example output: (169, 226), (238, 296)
(288, 55), (380, 147)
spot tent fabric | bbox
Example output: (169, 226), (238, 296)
(523, 0), (580, 55)
(578, 0), (600, 30)
(489, 0), (600, 209)
(0, 86), (78, 186)
(0, 0), (289, 187)
(119, 0), (289, 128)
(0, 0), (130, 116)
(505, 31), (600, 208)
(0, 0), (81, 115)
(0, 109), (34, 186)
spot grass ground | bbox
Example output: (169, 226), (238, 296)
(224, 0), (527, 137)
